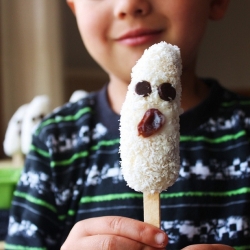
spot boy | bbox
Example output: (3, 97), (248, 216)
(5, 0), (250, 249)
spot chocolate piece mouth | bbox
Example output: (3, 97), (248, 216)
(138, 108), (165, 137)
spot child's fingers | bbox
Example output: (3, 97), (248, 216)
(62, 216), (167, 249)
(83, 216), (167, 248)
(63, 234), (165, 250)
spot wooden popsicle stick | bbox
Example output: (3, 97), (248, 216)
(12, 153), (24, 167)
(143, 192), (161, 228)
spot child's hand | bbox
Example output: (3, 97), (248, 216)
(61, 216), (168, 250)
(182, 244), (234, 250)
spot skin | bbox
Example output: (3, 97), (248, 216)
(62, 0), (232, 249)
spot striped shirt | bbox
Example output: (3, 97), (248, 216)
(5, 79), (250, 250)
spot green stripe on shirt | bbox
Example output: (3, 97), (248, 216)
(180, 130), (246, 143)
(50, 150), (89, 167)
(4, 243), (47, 250)
(30, 145), (50, 158)
(79, 187), (250, 204)
(35, 106), (92, 135)
(161, 187), (250, 198)
(14, 191), (57, 213)
(221, 100), (250, 107)
(233, 245), (250, 250)
(30, 138), (120, 167)
(90, 138), (120, 151)
(80, 193), (143, 203)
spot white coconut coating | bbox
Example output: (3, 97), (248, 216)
(120, 42), (182, 193)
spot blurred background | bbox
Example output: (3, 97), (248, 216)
(0, 0), (249, 159)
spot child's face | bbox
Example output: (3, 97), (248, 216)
(68, 0), (229, 84)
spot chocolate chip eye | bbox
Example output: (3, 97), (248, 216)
(158, 83), (176, 101)
(135, 81), (152, 97)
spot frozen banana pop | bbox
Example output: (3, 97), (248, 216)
(120, 41), (182, 227)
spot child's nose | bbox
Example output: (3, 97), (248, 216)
(114, 0), (152, 19)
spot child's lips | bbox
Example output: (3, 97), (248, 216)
(115, 29), (163, 46)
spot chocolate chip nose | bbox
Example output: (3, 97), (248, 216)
(138, 108), (165, 137)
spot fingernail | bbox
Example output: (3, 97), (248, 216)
(155, 232), (166, 245)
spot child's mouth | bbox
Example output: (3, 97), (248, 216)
(116, 28), (163, 46)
